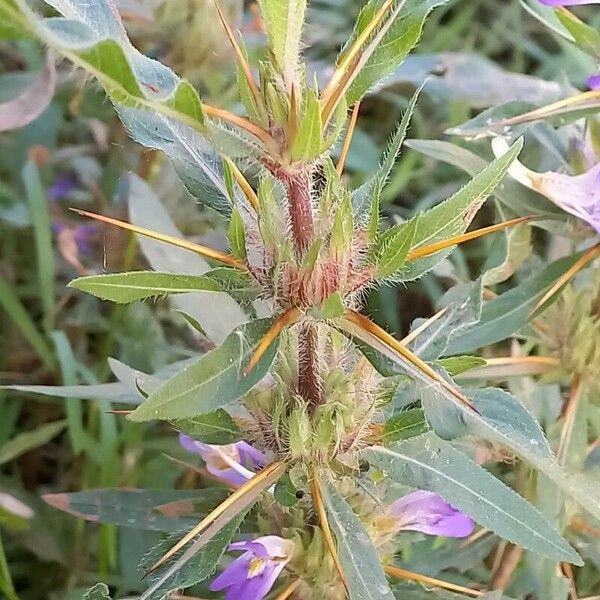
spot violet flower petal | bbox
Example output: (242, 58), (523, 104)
(492, 137), (600, 235)
(388, 490), (475, 538)
(210, 535), (293, 600)
(587, 73), (600, 90)
(48, 175), (77, 201)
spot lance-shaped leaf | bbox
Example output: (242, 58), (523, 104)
(322, 482), (395, 600)
(139, 509), (248, 600)
(404, 139), (564, 224)
(291, 88), (323, 161)
(363, 434), (582, 565)
(0, 420), (66, 465)
(116, 106), (233, 216)
(382, 408), (430, 445)
(43, 488), (228, 531)
(377, 138), (523, 281)
(8, 0), (235, 216)
(129, 318), (278, 421)
(342, 0), (448, 106)
(68, 271), (228, 304)
(257, 0), (307, 86)
(445, 252), (585, 356)
(352, 84), (423, 219)
(172, 409), (242, 445)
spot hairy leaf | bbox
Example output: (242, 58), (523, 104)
(363, 434), (581, 564)
(129, 319), (278, 421)
(69, 271), (226, 304)
(322, 482), (395, 600)
(344, 0), (448, 105)
(352, 84), (423, 219)
(43, 488), (227, 531)
(381, 138), (523, 281)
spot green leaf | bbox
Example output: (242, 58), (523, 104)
(353, 84), (423, 219)
(404, 139), (564, 223)
(257, 0), (307, 83)
(228, 207), (247, 260)
(385, 138), (524, 281)
(322, 482), (395, 600)
(68, 271), (226, 304)
(139, 508), (247, 600)
(196, 268), (260, 304)
(345, 1), (447, 105)
(43, 488), (227, 531)
(23, 159), (55, 331)
(291, 88), (323, 161)
(172, 409), (242, 445)
(0, 272), (54, 369)
(319, 292), (346, 319)
(556, 9), (600, 59)
(373, 214), (419, 279)
(445, 253), (585, 355)
(363, 434), (582, 565)
(11, 0), (235, 216)
(0, 420), (66, 465)
(83, 583), (112, 600)
(0, 0), (32, 38)
(382, 408), (429, 445)
(437, 356), (486, 376)
(129, 318), (279, 421)
(274, 472), (299, 507)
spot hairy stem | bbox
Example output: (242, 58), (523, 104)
(281, 167), (315, 254)
(298, 322), (322, 407)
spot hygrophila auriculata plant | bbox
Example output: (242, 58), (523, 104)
(4, 0), (600, 599)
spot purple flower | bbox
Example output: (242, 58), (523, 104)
(492, 137), (600, 234)
(48, 174), (77, 201)
(384, 491), (475, 538)
(538, 0), (600, 4)
(210, 535), (294, 600)
(178, 434), (266, 487)
(587, 73), (600, 90)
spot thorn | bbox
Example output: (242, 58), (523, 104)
(69, 208), (247, 270)
(213, 0), (261, 104)
(499, 90), (600, 128)
(223, 157), (260, 212)
(400, 306), (448, 346)
(321, 0), (395, 108)
(244, 307), (301, 375)
(146, 461), (286, 574)
(310, 471), (349, 595)
(384, 565), (485, 597)
(202, 104), (273, 147)
(407, 216), (534, 261)
(533, 241), (600, 313)
(344, 309), (476, 411)
(336, 101), (361, 176)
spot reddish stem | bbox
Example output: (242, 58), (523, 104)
(298, 322), (322, 406)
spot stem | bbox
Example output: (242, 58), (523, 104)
(298, 323), (322, 407)
(281, 168), (315, 254)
